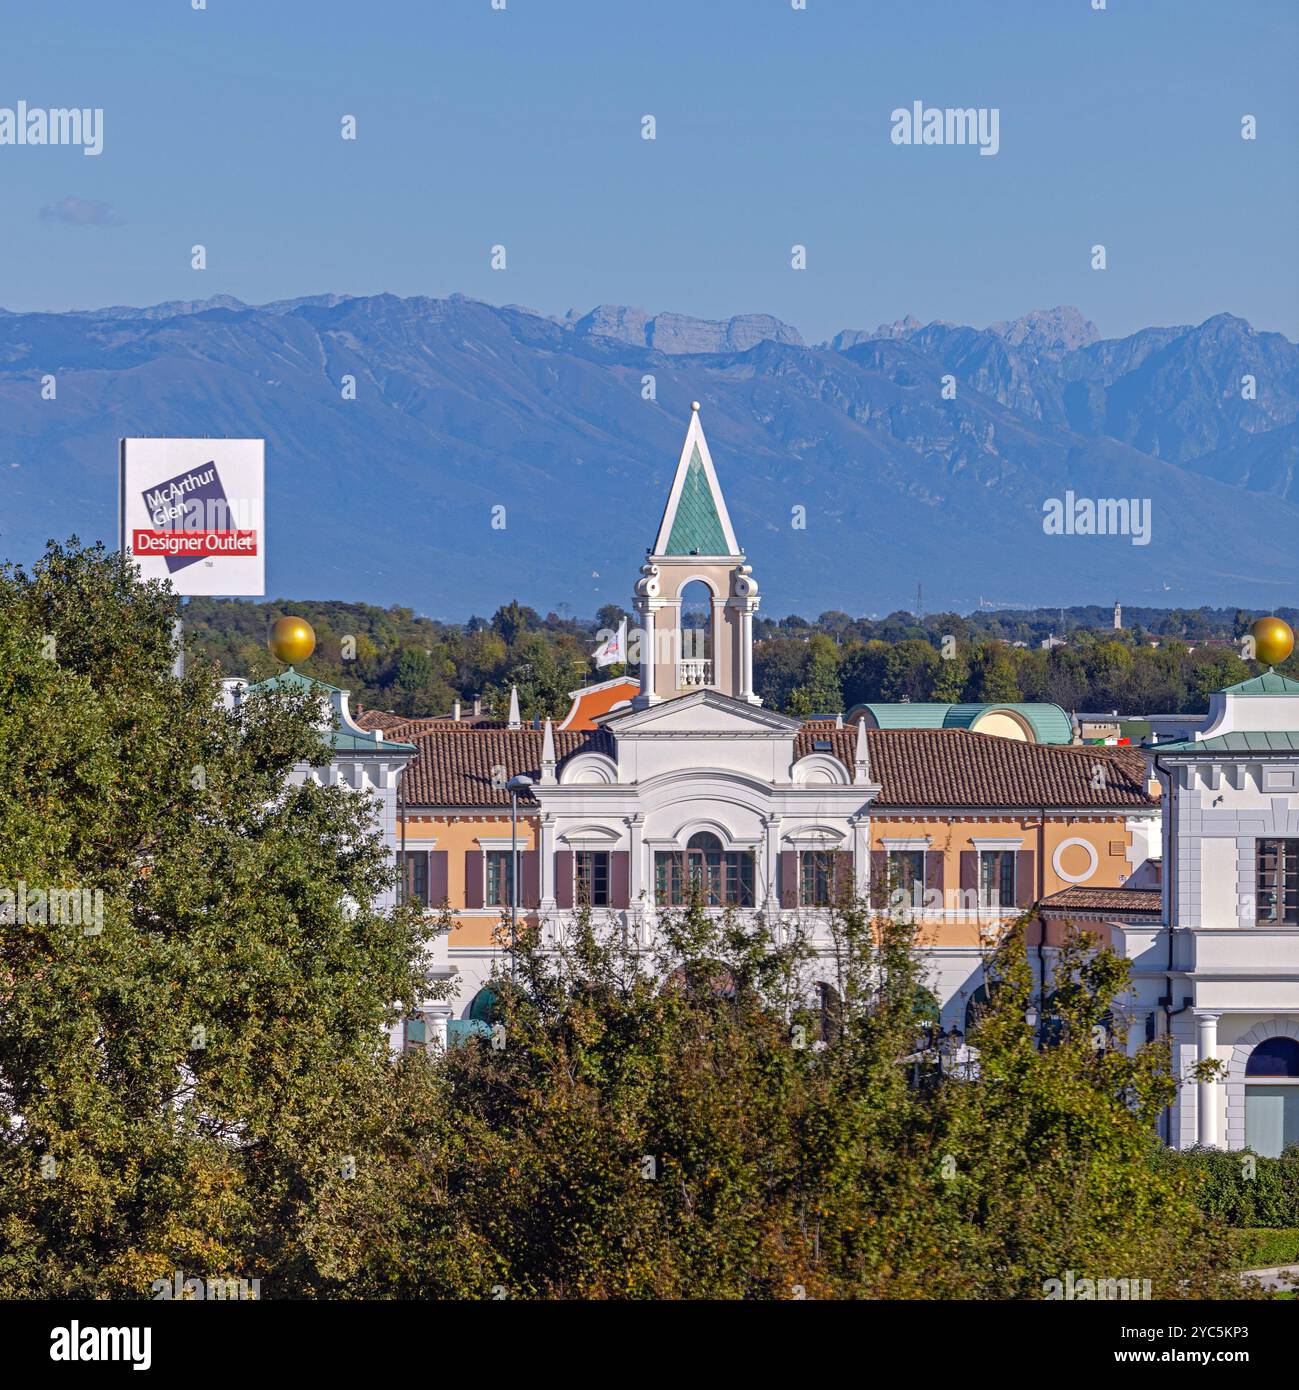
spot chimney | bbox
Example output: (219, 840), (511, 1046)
(473, 697), (482, 718)
(453, 699), (461, 721)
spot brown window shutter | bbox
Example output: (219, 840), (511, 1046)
(429, 850), (448, 906)
(925, 849), (944, 900)
(833, 850), (855, 901)
(555, 850), (574, 909)
(464, 850), (484, 909)
(521, 850), (541, 909)
(610, 851), (630, 908)
(1016, 851), (1036, 907)
(869, 848), (888, 907)
(959, 851), (978, 893)
(779, 850), (798, 908)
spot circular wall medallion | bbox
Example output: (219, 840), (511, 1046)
(1052, 836), (1099, 884)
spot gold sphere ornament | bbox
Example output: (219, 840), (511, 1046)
(268, 616), (316, 666)
(1250, 615), (1294, 667)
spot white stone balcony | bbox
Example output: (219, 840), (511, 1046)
(677, 658), (713, 688)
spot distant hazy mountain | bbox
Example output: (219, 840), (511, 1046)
(0, 292), (1295, 616)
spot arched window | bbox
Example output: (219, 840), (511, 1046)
(655, 831), (755, 907)
(678, 580), (713, 686)
(1246, 1037), (1299, 1078)
(468, 987), (499, 1023)
(1245, 1037), (1299, 1157)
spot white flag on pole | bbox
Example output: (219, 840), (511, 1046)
(593, 618), (626, 668)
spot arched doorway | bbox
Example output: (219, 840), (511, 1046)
(1245, 1036), (1299, 1157)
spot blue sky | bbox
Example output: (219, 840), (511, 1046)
(2, 0), (1297, 342)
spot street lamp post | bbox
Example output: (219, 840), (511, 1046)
(506, 774), (534, 981)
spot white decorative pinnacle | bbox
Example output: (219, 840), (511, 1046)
(853, 717), (871, 784)
(691, 400), (700, 411)
(507, 684), (521, 730)
(540, 716), (557, 784)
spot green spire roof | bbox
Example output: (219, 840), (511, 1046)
(651, 408), (742, 557)
(664, 445), (729, 556)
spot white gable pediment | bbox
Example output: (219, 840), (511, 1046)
(601, 689), (801, 737)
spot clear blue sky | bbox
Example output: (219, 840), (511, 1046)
(3, 0), (1296, 342)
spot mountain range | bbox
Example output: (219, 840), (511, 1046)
(1, 293), (1296, 616)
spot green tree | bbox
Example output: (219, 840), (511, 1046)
(786, 634), (843, 718)
(964, 643), (1023, 702)
(349, 892), (1243, 1299)
(0, 541), (441, 1298)
(492, 601), (540, 646)
(881, 639), (940, 702)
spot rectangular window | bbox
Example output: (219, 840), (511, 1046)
(979, 851), (1015, 909)
(724, 853), (755, 908)
(655, 851), (683, 907)
(1257, 839), (1299, 925)
(887, 850), (925, 895)
(575, 850), (610, 907)
(485, 850), (515, 908)
(799, 850), (838, 907)
(401, 851), (429, 907)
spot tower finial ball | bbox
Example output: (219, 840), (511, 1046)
(691, 401), (700, 412)
(268, 615), (316, 666)
(1250, 616), (1294, 667)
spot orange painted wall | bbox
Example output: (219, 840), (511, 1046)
(403, 813), (537, 947)
(401, 811), (1147, 949)
(872, 816), (1142, 945)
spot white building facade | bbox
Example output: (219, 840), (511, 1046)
(1111, 673), (1299, 1154)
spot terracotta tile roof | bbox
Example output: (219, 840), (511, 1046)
(400, 727), (613, 807)
(792, 727), (1152, 809)
(355, 708), (504, 740)
(1040, 886), (1162, 915)
(354, 708), (409, 732)
(401, 722), (1156, 812)
(859, 728), (1156, 810)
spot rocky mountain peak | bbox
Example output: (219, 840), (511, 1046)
(988, 306), (1099, 355)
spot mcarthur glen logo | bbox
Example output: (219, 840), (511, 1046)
(0, 101), (103, 156)
(134, 461), (260, 573)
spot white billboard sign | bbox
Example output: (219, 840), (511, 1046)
(118, 438), (265, 596)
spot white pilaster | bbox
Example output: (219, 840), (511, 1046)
(739, 606), (755, 701)
(627, 813), (646, 909)
(538, 812), (556, 911)
(851, 815), (870, 900)
(639, 604), (659, 704)
(762, 814), (782, 911)
(1196, 1010), (1221, 1148)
